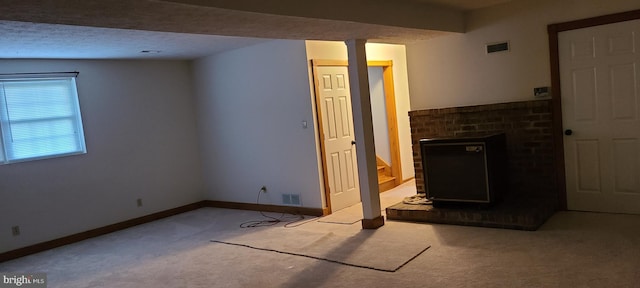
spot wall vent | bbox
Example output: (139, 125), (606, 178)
(486, 42), (510, 54)
(282, 194), (301, 205)
(290, 194), (300, 205)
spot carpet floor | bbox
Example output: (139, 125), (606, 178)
(2, 181), (640, 287)
(211, 225), (430, 272)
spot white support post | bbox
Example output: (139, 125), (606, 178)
(346, 39), (384, 229)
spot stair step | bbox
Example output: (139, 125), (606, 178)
(377, 165), (385, 171)
(378, 175), (397, 193)
(378, 175), (395, 184)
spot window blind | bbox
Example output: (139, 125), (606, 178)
(0, 74), (86, 164)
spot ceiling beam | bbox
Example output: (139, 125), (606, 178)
(160, 0), (465, 32)
(0, 0), (463, 42)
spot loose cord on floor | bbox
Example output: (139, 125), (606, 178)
(210, 240), (431, 273)
(239, 187), (308, 228)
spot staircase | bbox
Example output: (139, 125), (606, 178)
(376, 156), (397, 193)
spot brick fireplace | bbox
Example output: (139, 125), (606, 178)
(387, 99), (559, 230)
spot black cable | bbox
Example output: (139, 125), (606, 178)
(210, 240), (431, 273)
(239, 188), (307, 228)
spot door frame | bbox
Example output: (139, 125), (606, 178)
(547, 9), (640, 210)
(368, 61), (403, 186)
(312, 59), (403, 214)
(312, 59), (349, 215)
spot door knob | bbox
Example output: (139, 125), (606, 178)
(564, 129), (573, 136)
(351, 140), (356, 145)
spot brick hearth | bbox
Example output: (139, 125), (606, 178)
(387, 100), (558, 230)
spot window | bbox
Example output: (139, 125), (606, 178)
(0, 73), (86, 164)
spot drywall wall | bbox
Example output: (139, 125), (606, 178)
(0, 60), (203, 253)
(406, 0), (640, 110)
(365, 43), (415, 180)
(368, 67), (391, 164)
(305, 41), (415, 180)
(305, 40), (349, 61)
(193, 40), (323, 208)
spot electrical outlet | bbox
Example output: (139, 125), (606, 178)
(11, 226), (20, 236)
(137, 198), (143, 207)
(260, 186), (267, 193)
(534, 86), (550, 97)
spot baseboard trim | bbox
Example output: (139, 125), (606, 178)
(362, 215), (385, 229)
(1, 200), (325, 263)
(204, 200), (324, 217)
(0, 201), (205, 263)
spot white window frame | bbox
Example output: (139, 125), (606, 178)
(0, 72), (87, 164)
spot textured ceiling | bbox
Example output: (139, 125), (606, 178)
(0, 0), (511, 60)
(414, 0), (512, 11)
(0, 20), (269, 59)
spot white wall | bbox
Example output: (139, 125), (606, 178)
(407, 0), (640, 110)
(193, 40), (323, 208)
(305, 41), (415, 181)
(0, 60), (203, 253)
(368, 67), (391, 164)
(365, 43), (415, 180)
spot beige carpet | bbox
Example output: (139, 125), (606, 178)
(3, 206), (640, 287)
(317, 182), (416, 225)
(316, 204), (364, 224)
(210, 181), (429, 272)
(6, 181), (640, 287)
(212, 226), (430, 272)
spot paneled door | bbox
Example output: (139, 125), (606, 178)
(314, 64), (361, 212)
(560, 19), (640, 214)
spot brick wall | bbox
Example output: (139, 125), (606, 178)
(410, 100), (557, 203)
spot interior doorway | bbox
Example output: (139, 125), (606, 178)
(558, 19), (640, 214)
(367, 61), (403, 189)
(549, 10), (640, 214)
(312, 59), (402, 214)
(312, 60), (361, 213)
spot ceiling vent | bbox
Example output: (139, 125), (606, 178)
(486, 42), (510, 54)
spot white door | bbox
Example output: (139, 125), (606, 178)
(316, 65), (361, 212)
(560, 19), (640, 214)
